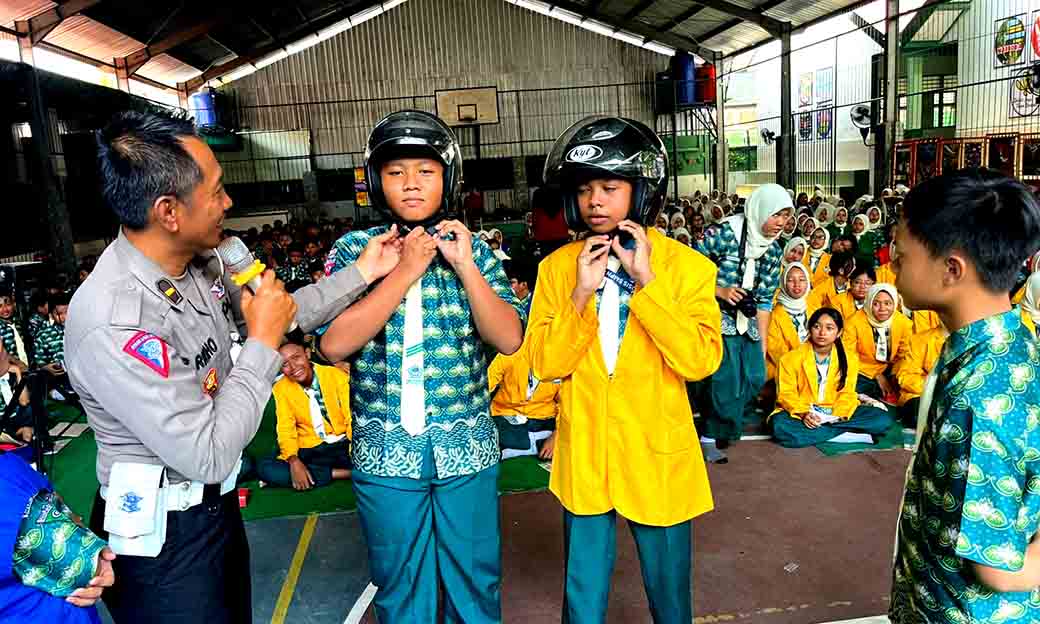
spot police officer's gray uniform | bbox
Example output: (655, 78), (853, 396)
(65, 229), (367, 624)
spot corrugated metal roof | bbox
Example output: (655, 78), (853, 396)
(0, 0), (53, 28)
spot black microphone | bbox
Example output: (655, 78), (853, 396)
(216, 236), (299, 333)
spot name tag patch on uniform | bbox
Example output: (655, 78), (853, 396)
(202, 368), (219, 396)
(123, 331), (170, 378)
(211, 278), (226, 301)
(195, 337), (218, 371)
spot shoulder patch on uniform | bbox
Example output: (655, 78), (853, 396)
(156, 279), (183, 305)
(211, 278), (226, 300)
(202, 368), (219, 396)
(123, 331), (170, 378)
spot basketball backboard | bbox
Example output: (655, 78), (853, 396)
(435, 87), (500, 127)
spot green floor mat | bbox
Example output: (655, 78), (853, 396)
(44, 397), (553, 523)
(815, 422), (907, 457)
(46, 399), (86, 423)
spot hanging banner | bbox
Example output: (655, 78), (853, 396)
(799, 73), (814, 108)
(799, 112), (813, 142)
(995, 14), (1027, 68)
(1010, 66), (1040, 118)
(815, 68), (834, 104)
(816, 109), (833, 140)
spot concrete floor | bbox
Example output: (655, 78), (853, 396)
(100, 440), (910, 624)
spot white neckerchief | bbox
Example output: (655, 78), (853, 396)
(598, 256), (622, 375)
(3, 320), (25, 363)
(400, 279), (426, 436)
(304, 377), (344, 444)
(0, 375), (12, 407)
(815, 354), (830, 403)
(526, 371), (540, 401)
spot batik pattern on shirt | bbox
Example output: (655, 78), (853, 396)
(13, 490), (105, 598)
(321, 226), (526, 479)
(33, 323), (64, 367)
(890, 309), (1040, 624)
(694, 221), (783, 341)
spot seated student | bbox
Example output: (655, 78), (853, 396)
(781, 236), (807, 270)
(830, 233), (856, 256)
(0, 345), (39, 446)
(488, 347), (559, 461)
(275, 243), (313, 291)
(800, 216), (820, 239)
(842, 283), (912, 402)
(831, 263), (875, 322)
(32, 292), (77, 402)
(257, 342), (352, 490)
(806, 225), (831, 286)
(0, 293), (28, 367)
(771, 307), (894, 447)
(308, 260), (325, 285)
(26, 290), (49, 341)
(766, 263), (816, 381)
(850, 214), (875, 266)
(807, 250), (855, 310)
(827, 206), (850, 240)
(893, 324), (947, 428)
(779, 213), (798, 242)
(875, 242), (897, 285)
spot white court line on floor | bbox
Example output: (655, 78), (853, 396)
(817, 617), (890, 624)
(740, 434), (772, 441)
(344, 582), (378, 624)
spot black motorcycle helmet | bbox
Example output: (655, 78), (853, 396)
(543, 116), (669, 231)
(364, 110), (463, 228)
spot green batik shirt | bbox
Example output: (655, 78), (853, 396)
(276, 263), (311, 285)
(891, 309), (1040, 624)
(14, 490), (105, 597)
(27, 313), (48, 340)
(33, 323), (64, 367)
(320, 226), (526, 479)
(0, 319), (25, 361)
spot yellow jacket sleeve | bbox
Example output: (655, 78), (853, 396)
(766, 312), (787, 380)
(527, 257), (600, 382)
(273, 382), (300, 461)
(627, 266), (724, 382)
(892, 316), (912, 366)
(895, 337), (926, 397)
(776, 350), (810, 416)
(833, 348), (860, 419)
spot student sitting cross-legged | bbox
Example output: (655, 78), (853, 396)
(842, 282), (912, 402)
(256, 341), (352, 490)
(765, 262), (816, 382)
(771, 307), (893, 447)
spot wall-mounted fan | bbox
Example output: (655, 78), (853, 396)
(849, 104), (874, 146)
(760, 128), (777, 146)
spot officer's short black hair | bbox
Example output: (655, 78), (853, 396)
(97, 111), (202, 231)
(903, 169), (1040, 293)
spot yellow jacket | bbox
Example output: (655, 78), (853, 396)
(766, 303), (818, 381)
(273, 364), (352, 460)
(488, 349), (560, 420)
(807, 253), (831, 286)
(807, 277), (847, 311)
(773, 342), (861, 420)
(526, 229), (723, 526)
(830, 291), (863, 324)
(909, 309), (941, 334)
(876, 263), (896, 286)
(894, 326), (946, 405)
(1014, 284), (1027, 305)
(842, 310), (912, 379)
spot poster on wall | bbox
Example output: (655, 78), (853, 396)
(1021, 135), (1040, 179)
(941, 141), (961, 174)
(963, 140), (985, 169)
(987, 134), (1019, 177)
(815, 67), (834, 104)
(799, 73), (813, 107)
(798, 112), (813, 141)
(995, 14), (1027, 68)
(1031, 11), (1040, 62)
(893, 143), (912, 187)
(916, 141), (939, 183)
(1009, 67), (1040, 117)
(816, 109), (833, 140)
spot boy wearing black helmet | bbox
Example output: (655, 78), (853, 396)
(319, 111), (524, 623)
(527, 116), (724, 623)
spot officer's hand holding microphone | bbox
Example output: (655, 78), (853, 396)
(238, 270), (298, 351)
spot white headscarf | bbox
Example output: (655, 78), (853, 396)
(1022, 272), (1040, 330)
(833, 206), (849, 226)
(670, 212), (686, 231)
(778, 263), (812, 341)
(864, 283), (899, 362)
(826, 195), (841, 206)
(672, 227), (692, 246)
(814, 203), (835, 226)
(866, 206), (884, 231)
(807, 226), (831, 267)
(801, 216), (820, 238)
(721, 183), (793, 333)
(782, 236), (807, 265)
(851, 214), (870, 241)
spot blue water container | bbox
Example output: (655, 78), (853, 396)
(673, 54), (696, 107)
(189, 89), (218, 128)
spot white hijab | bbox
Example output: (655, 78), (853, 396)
(866, 206), (884, 231)
(815, 203), (835, 226)
(721, 183), (792, 333)
(851, 214), (870, 241)
(808, 226), (831, 262)
(672, 227), (692, 246)
(670, 212), (686, 231)
(1022, 272), (1040, 329)
(778, 263), (812, 341)
(782, 236), (808, 266)
(864, 283), (899, 362)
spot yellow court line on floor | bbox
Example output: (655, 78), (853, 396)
(271, 513), (319, 624)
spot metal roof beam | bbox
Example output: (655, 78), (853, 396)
(623, 0), (658, 21)
(723, 0), (877, 58)
(184, 0), (381, 92)
(20, 0), (103, 45)
(849, 11), (885, 47)
(548, 0), (718, 60)
(658, 4), (707, 32)
(692, 0), (784, 35)
(119, 13), (233, 76)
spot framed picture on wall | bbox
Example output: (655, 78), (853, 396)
(963, 139), (985, 169)
(915, 140), (939, 183)
(995, 14), (1028, 68)
(1020, 134), (1040, 179)
(940, 140), (962, 174)
(987, 133), (1019, 177)
(893, 142), (913, 188)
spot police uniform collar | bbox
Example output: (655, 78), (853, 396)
(113, 229), (188, 311)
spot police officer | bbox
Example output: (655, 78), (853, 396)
(66, 111), (402, 624)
